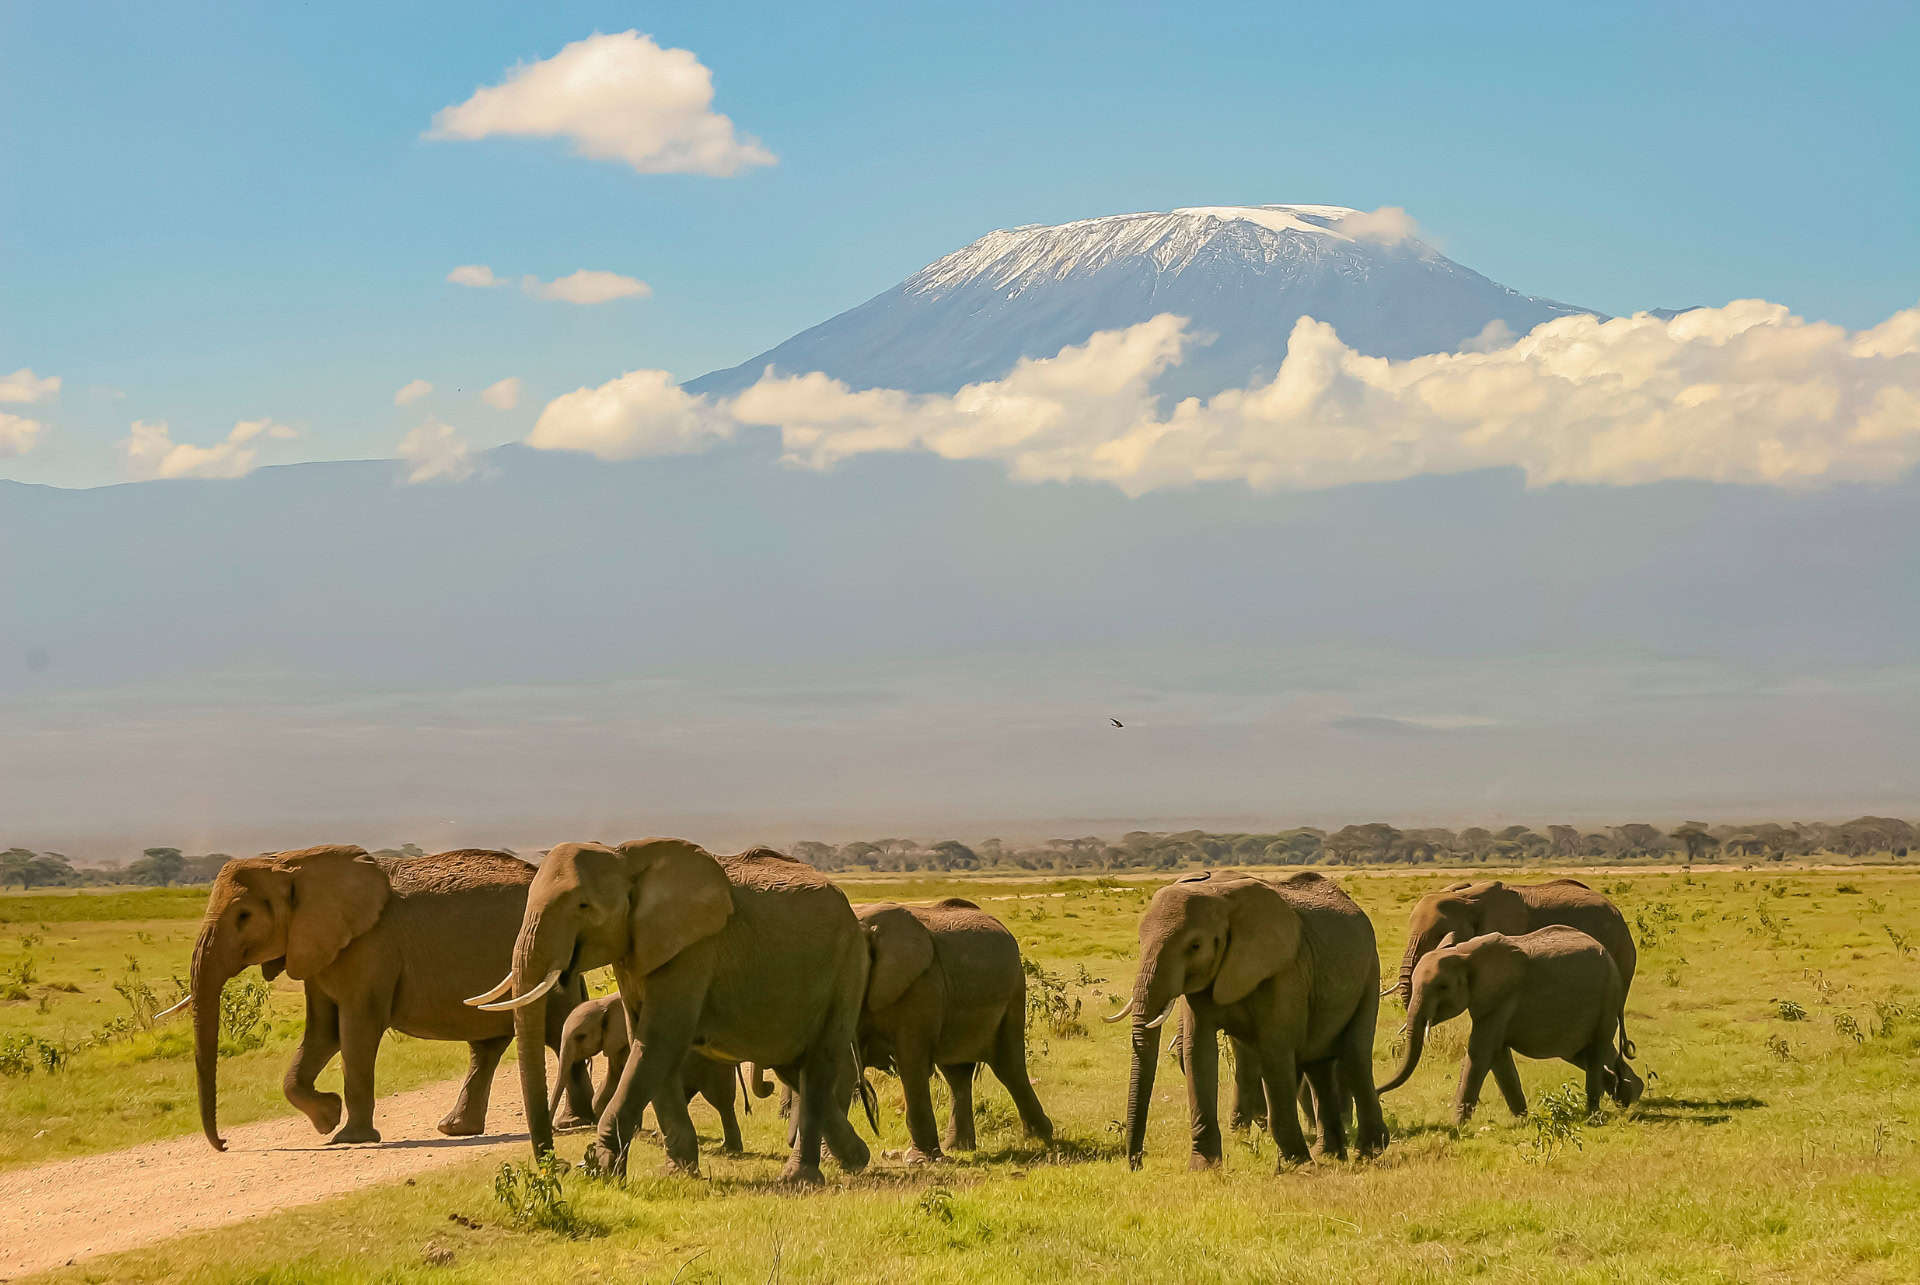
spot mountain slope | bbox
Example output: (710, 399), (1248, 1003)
(687, 205), (1594, 400)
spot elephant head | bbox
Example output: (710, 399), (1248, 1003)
(185, 845), (389, 1151)
(857, 903), (936, 1012)
(1112, 873), (1301, 1167)
(1395, 881), (1527, 1007)
(1379, 932), (1520, 1094)
(468, 838), (733, 1154)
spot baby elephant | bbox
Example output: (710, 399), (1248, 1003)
(1378, 926), (1642, 1121)
(550, 994), (747, 1154)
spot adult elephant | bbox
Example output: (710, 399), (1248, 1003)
(855, 898), (1052, 1162)
(178, 845), (593, 1151)
(470, 839), (871, 1184)
(1114, 870), (1388, 1171)
(1394, 879), (1636, 1010)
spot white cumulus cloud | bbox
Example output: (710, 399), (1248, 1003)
(0, 411), (43, 457)
(527, 369), (731, 460)
(122, 418), (299, 481)
(723, 300), (1920, 493)
(0, 368), (61, 404)
(522, 269), (650, 305)
(427, 30), (775, 177)
(394, 379), (434, 406)
(447, 264), (501, 288)
(1338, 206), (1423, 246)
(481, 376), (524, 410)
(396, 419), (479, 484)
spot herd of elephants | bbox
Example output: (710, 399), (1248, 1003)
(168, 840), (1642, 1183)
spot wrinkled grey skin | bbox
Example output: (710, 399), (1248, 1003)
(475, 839), (870, 1185)
(854, 898), (1052, 1162)
(549, 993), (745, 1153)
(1121, 871), (1388, 1172)
(1380, 925), (1643, 1121)
(1395, 879), (1636, 1011)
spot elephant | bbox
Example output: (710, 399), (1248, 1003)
(548, 992), (747, 1154)
(470, 839), (872, 1184)
(176, 845), (593, 1151)
(1394, 878), (1636, 1011)
(853, 898), (1052, 1162)
(1114, 870), (1388, 1171)
(1379, 925), (1643, 1120)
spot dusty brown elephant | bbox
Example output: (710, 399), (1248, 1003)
(548, 993), (747, 1153)
(854, 899), (1052, 1162)
(1113, 870), (1388, 1171)
(1379, 926), (1643, 1120)
(1394, 878), (1636, 1010)
(470, 839), (871, 1184)
(177, 845), (593, 1151)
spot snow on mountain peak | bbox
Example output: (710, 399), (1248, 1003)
(906, 203), (1406, 299)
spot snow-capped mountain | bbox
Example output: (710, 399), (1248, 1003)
(687, 204), (1595, 400)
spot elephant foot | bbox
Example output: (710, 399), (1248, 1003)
(586, 1140), (626, 1177)
(552, 1112), (595, 1134)
(779, 1161), (825, 1187)
(904, 1146), (943, 1166)
(662, 1157), (703, 1180)
(1189, 1151), (1223, 1171)
(300, 1093), (343, 1135)
(1354, 1130), (1389, 1158)
(327, 1122), (382, 1145)
(437, 1115), (486, 1138)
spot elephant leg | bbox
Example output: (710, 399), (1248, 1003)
(940, 1064), (976, 1153)
(784, 1047), (833, 1184)
(1184, 1009), (1224, 1169)
(988, 1008), (1053, 1143)
(591, 1047), (627, 1119)
(1338, 1003), (1390, 1157)
(1258, 1045), (1312, 1167)
(816, 1044), (872, 1176)
(709, 1070), (745, 1155)
(594, 968), (705, 1178)
(650, 1062), (701, 1173)
(440, 1036), (508, 1136)
(1490, 1047), (1529, 1117)
(1454, 1015), (1508, 1124)
(283, 985), (342, 1135)
(1304, 1061), (1346, 1159)
(329, 998), (390, 1144)
(1227, 1036), (1265, 1132)
(896, 1042), (945, 1163)
(1580, 1049), (1606, 1117)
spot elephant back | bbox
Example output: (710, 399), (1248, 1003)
(382, 848), (536, 897)
(1516, 882), (1637, 989)
(1266, 870), (1380, 1027)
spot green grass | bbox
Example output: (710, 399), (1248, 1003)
(13, 866), (1920, 1283)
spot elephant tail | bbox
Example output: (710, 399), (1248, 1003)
(853, 1040), (880, 1134)
(1618, 1011), (1636, 1061)
(736, 1063), (752, 1115)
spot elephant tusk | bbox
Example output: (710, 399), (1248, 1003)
(1143, 999), (1178, 1030)
(1103, 999), (1136, 1024)
(465, 973), (518, 1007)
(154, 995), (192, 1021)
(477, 967), (564, 1012)
(1380, 984), (1397, 998)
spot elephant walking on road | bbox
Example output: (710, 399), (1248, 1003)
(1115, 870), (1388, 1171)
(854, 899), (1052, 1162)
(1379, 925), (1643, 1121)
(180, 846), (594, 1151)
(549, 993), (746, 1154)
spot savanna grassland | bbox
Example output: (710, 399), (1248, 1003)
(5, 865), (1919, 1284)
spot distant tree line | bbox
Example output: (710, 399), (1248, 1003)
(2, 818), (1912, 889)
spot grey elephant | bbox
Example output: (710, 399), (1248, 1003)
(1113, 870), (1388, 1170)
(1394, 878), (1636, 1010)
(854, 898), (1052, 1162)
(1378, 925), (1643, 1120)
(548, 993), (746, 1154)
(470, 839), (870, 1184)
(175, 846), (593, 1150)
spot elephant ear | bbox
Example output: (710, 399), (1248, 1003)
(1464, 935), (1527, 1006)
(275, 846), (390, 980)
(1213, 879), (1302, 1006)
(617, 839), (735, 978)
(1478, 882), (1532, 935)
(859, 904), (935, 1010)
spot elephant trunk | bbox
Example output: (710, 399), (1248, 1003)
(1122, 957), (1182, 1168)
(1378, 982), (1432, 1094)
(189, 920), (235, 1152)
(1395, 925), (1433, 1009)
(507, 912), (573, 1156)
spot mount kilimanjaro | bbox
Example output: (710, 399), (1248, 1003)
(687, 204), (1594, 401)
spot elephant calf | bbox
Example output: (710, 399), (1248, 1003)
(1379, 925), (1643, 1121)
(549, 993), (746, 1154)
(855, 899), (1053, 1162)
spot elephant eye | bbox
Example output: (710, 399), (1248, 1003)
(236, 910), (251, 925)
(1186, 940), (1199, 952)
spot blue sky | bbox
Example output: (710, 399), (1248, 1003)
(3, 0), (1917, 487)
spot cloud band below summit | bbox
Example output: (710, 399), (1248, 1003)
(529, 300), (1920, 492)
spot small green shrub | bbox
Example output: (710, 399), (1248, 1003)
(1023, 959), (1086, 1040)
(1526, 1083), (1587, 1162)
(491, 1154), (595, 1237)
(219, 974), (272, 1055)
(1773, 998), (1806, 1022)
(0, 1032), (35, 1077)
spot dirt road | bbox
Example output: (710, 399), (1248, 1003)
(0, 1079), (524, 1280)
